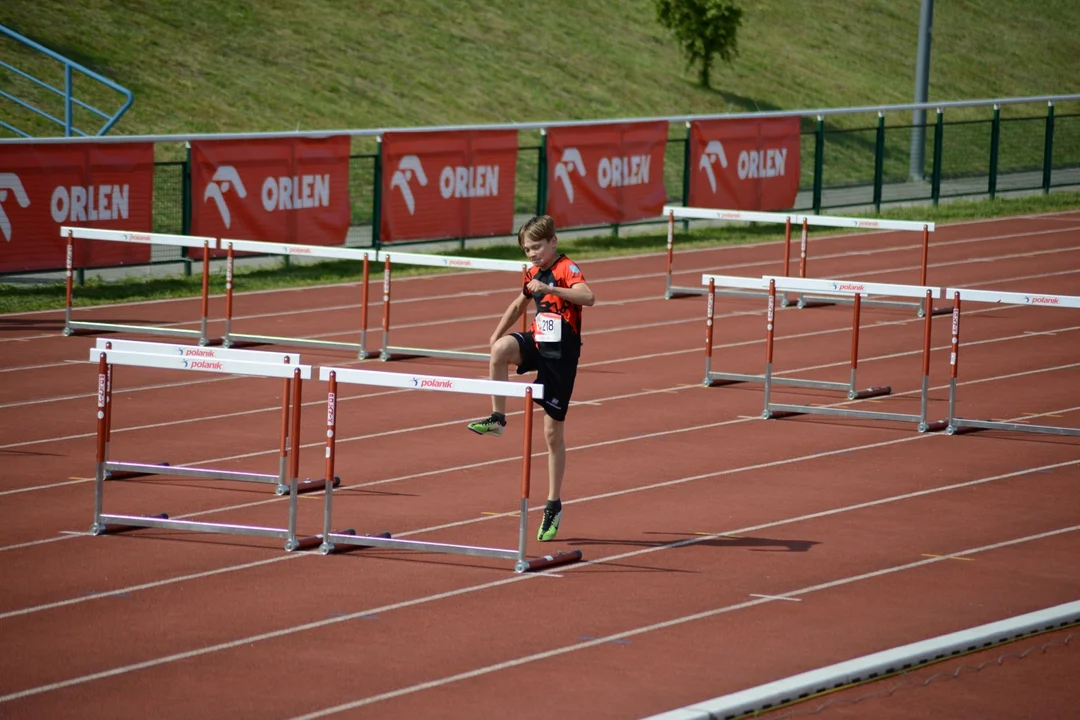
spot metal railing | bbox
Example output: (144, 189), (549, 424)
(0, 24), (134, 137)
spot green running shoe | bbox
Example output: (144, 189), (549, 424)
(537, 505), (562, 541)
(467, 414), (505, 437)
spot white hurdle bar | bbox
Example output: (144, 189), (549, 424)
(758, 276), (946, 431)
(62, 227), (218, 343)
(664, 206), (938, 316)
(378, 251), (529, 362)
(221, 238), (377, 358)
(316, 367), (583, 573)
(943, 287), (1080, 437)
(88, 343), (317, 551)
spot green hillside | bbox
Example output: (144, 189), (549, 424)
(2, 0), (1078, 142)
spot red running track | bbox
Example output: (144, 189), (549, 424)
(1, 211), (1079, 719)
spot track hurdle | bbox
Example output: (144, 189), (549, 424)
(664, 206), (937, 315)
(377, 251), (529, 362)
(220, 238), (376, 359)
(87, 343), (316, 550)
(702, 274), (893, 401)
(758, 275), (946, 431)
(316, 367), (583, 573)
(943, 287), (1080, 437)
(61, 226), (217, 343)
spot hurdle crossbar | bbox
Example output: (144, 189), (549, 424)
(221, 238), (377, 358)
(88, 344), (315, 550)
(664, 206), (937, 316)
(62, 227), (217, 343)
(378, 251), (529, 362)
(943, 288), (1080, 437)
(757, 276), (945, 431)
(316, 366), (582, 573)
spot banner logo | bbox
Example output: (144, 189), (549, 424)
(390, 155), (428, 215)
(554, 148), (586, 203)
(0, 173), (30, 242)
(204, 166), (248, 229)
(698, 141), (729, 193)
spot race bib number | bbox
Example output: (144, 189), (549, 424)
(534, 312), (562, 343)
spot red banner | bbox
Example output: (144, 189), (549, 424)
(544, 121), (668, 228)
(190, 136), (351, 246)
(380, 130), (518, 243)
(688, 117), (801, 210)
(0, 143), (154, 273)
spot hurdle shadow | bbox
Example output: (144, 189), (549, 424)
(564, 533), (819, 553)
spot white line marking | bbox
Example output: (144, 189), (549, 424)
(749, 594), (801, 602)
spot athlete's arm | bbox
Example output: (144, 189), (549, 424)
(526, 279), (596, 307)
(489, 292), (532, 347)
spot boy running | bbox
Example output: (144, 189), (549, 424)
(468, 215), (595, 542)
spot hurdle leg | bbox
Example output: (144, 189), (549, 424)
(274, 375), (291, 495)
(320, 373), (339, 554)
(284, 475), (300, 551)
(90, 354), (109, 534)
(380, 256), (392, 361)
(514, 391), (535, 571)
(198, 240), (211, 346)
(846, 294), (890, 400)
(63, 231), (76, 336)
(780, 217), (793, 307)
(223, 244), (235, 348)
(762, 281), (777, 419)
(359, 255), (370, 360)
(664, 210), (675, 299)
(946, 294), (962, 435)
(918, 290), (948, 432)
(703, 279), (716, 386)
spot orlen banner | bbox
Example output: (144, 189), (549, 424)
(688, 117), (801, 211)
(380, 129), (518, 243)
(0, 143), (154, 272)
(545, 121), (668, 228)
(190, 135), (351, 246)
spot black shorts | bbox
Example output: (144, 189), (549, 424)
(511, 332), (578, 422)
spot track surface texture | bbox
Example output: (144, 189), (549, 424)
(2, 212), (1079, 719)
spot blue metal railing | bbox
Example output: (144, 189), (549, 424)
(0, 24), (133, 137)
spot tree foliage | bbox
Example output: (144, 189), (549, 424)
(655, 0), (743, 89)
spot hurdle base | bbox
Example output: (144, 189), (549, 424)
(284, 476), (342, 496)
(380, 346), (490, 363)
(665, 285), (708, 300)
(514, 550), (584, 573)
(92, 513), (170, 535)
(317, 531), (394, 555)
(919, 419), (950, 433)
(848, 385), (892, 400)
(947, 418), (1080, 438)
(105, 462), (171, 481)
(293, 528), (357, 552)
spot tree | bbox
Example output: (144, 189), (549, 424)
(655, 0), (744, 89)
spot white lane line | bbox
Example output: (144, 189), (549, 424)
(287, 525), (1080, 720)
(749, 594), (801, 602)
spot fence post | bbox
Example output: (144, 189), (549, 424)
(812, 115), (825, 214)
(988, 104), (1000, 200)
(182, 142), (193, 277)
(873, 112), (885, 212)
(681, 121), (692, 231)
(931, 108), (944, 206)
(1042, 101), (1055, 193)
(372, 137), (383, 250)
(536, 129), (548, 217)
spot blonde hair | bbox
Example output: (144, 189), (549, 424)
(517, 215), (556, 248)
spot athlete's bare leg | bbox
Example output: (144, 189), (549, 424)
(544, 414), (565, 501)
(489, 335), (523, 416)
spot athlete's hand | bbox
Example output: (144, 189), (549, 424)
(526, 279), (551, 296)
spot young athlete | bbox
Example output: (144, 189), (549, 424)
(468, 215), (595, 542)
